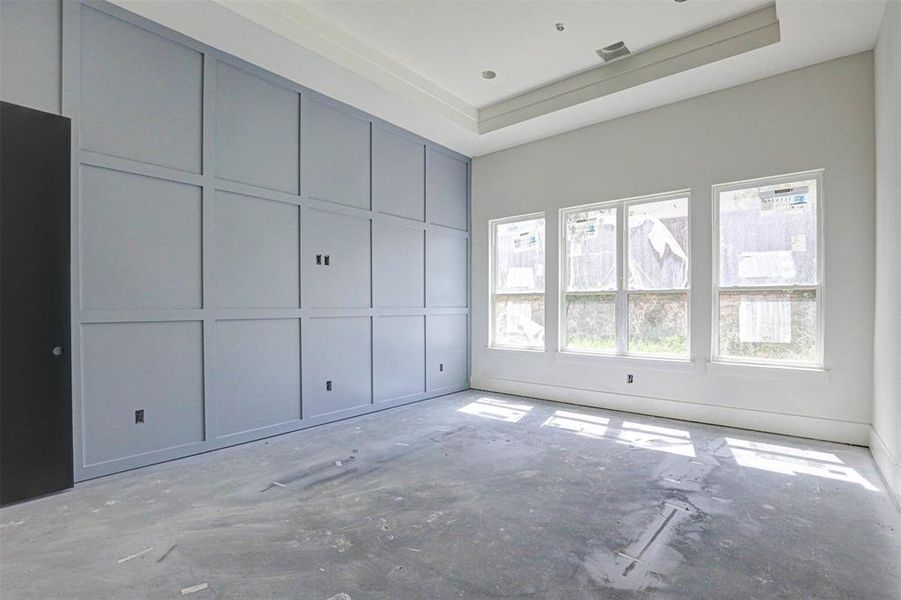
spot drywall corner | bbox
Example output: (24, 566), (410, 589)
(870, 427), (901, 511)
(872, 0), (901, 512)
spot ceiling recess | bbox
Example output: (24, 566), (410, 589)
(478, 3), (781, 134)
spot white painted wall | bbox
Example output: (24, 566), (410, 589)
(0, 0), (61, 114)
(872, 1), (901, 508)
(472, 53), (876, 445)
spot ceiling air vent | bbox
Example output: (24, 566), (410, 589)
(597, 41), (630, 62)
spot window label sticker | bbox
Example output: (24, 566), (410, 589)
(739, 298), (792, 343)
(791, 234), (807, 252)
(513, 229), (539, 252)
(759, 186), (809, 214)
(503, 266), (537, 290)
(737, 251), (797, 282)
(567, 216), (598, 240)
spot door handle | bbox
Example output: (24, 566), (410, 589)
(51, 346), (63, 357)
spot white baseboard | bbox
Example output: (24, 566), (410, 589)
(471, 376), (871, 446)
(869, 426), (901, 511)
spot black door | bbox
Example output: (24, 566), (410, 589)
(1, 101), (73, 505)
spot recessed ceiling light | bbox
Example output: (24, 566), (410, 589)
(555, 22), (565, 32)
(481, 70), (497, 80)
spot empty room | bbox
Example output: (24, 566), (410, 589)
(1, 0), (899, 597)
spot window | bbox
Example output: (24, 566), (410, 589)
(561, 192), (690, 357)
(713, 171), (823, 367)
(490, 214), (545, 349)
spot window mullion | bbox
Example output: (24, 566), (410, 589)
(616, 204), (627, 355)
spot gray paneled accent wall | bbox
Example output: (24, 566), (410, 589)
(66, 1), (470, 480)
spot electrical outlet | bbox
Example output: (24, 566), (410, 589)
(439, 363), (444, 372)
(326, 380), (333, 391)
(316, 254), (322, 265)
(135, 409), (145, 424)
(626, 374), (634, 384)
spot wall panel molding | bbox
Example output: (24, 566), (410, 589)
(64, 0), (471, 481)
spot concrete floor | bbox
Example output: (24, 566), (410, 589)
(1, 390), (899, 599)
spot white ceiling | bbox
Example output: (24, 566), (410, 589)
(301, 0), (772, 108)
(113, 0), (887, 157)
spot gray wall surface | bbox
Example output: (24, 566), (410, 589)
(0, 0), (62, 114)
(471, 52), (874, 445)
(872, 1), (901, 508)
(1, 0), (470, 480)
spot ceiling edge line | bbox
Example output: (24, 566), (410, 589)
(477, 3), (780, 134)
(218, 0), (479, 130)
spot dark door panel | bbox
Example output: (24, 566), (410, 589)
(0, 105), (70, 187)
(1, 182), (70, 268)
(0, 418), (73, 505)
(1, 341), (70, 425)
(1, 264), (69, 343)
(1, 101), (73, 506)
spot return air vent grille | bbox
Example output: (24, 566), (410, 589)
(597, 41), (630, 62)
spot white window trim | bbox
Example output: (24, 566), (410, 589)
(488, 212), (547, 351)
(710, 169), (825, 369)
(558, 189), (692, 360)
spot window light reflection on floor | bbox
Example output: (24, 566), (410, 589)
(618, 421), (697, 457)
(726, 437), (879, 491)
(540, 410), (698, 457)
(457, 397), (534, 423)
(541, 410), (610, 438)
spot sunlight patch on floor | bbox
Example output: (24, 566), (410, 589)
(726, 437), (879, 491)
(458, 397), (534, 423)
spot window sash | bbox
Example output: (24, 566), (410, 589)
(490, 213), (546, 350)
(711, 170), (824, 367)
(625, 196), (691, 292)
(560, 191), (691, 357)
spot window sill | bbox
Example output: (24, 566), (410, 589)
(485, 346), (546, 357)
(705, 360), (830, 382)
(554, 351), (698, 371)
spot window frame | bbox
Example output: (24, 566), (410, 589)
(711, 169), (825, 369)
(489, 212), (547, 351)
(558, 190), (692, 359)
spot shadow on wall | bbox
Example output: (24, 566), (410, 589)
(457, 396), (879, 492)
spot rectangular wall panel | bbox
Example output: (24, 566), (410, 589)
(80, 321), (204, 466)
(373, 221), (424, 308)
(427, 314), (468, 391)
(303, 317), (372, 418)
(80, 166), (202, 309)
(427, 230), (468, 308)
(301, 99), (370, 209)
(303, 208), (371, 308)
(65, 1), (470, 481)
(215, 319), (301, 437)
(215, 191), (299, 309)
(374, 316), (425, 402)
(427, 148), (468, 230)
(373, 126), (425, 221)
(215, 61), (299, 193)
(80, 5), (202, 172)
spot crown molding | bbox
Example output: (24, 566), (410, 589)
(478, 4), (780, 133)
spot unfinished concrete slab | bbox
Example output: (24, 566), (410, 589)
(1, 390), (898, 599)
